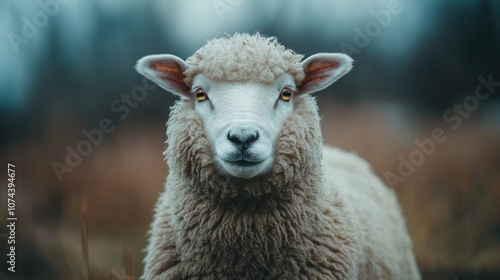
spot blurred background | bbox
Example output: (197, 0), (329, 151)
(1, 0), (499, 279)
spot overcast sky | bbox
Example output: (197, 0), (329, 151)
(1, 0), (498, 112)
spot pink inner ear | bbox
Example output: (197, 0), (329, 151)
(150, 62), (184, 75)
(150, 61), (189, 92)
(300, 60), (340, 88)
(301, 74), (328, 86)
(304, 60), (339, 74)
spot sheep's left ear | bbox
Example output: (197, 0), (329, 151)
(298, 53), (353, 95)
(135, 54), (190, 98)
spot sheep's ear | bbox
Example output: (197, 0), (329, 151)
(135, 54), (190, 98)
(298, 53), (353, 95)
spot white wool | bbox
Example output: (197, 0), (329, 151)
(321, 146), (421, 279)
(183, 33), (305, 86)
(137, 33), (421, 280)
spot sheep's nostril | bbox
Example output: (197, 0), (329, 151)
(248, 132), (258, 142)
(228, 133), (241, 145)
(228, 131), (259, 150)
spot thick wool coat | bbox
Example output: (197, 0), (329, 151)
(142, 95), (420, 280)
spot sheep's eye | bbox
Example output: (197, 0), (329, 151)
(195, 88), (208, 102)
(280, 87), (292, 102)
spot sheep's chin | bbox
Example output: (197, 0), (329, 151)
(215, 156), (274, 179)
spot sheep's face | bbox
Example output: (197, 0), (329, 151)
(136, 47), (353, 179)
(191, 73), (296, 178)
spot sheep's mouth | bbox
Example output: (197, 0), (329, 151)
(217, 156), (273, 178)
(228, 160), (263, 167)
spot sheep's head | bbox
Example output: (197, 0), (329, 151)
(136, 33), (353, 179)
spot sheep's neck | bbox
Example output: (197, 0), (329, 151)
(175, 180), (321, 277)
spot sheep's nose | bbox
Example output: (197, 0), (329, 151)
(227, 129), (259, 150)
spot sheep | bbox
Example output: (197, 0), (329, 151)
(136, 33), (421, 280)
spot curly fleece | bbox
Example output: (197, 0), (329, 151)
(183, 33), (305, 86)
(143, 95), (421, 279)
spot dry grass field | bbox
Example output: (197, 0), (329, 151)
(1, 100), (499, 280)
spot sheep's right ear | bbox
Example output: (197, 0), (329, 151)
(298, 53), (353, 95)
(135, 54), (190, 98)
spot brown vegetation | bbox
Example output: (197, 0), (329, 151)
(1, 101), (498, 279)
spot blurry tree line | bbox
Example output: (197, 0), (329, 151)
(0, 0), (499, 146)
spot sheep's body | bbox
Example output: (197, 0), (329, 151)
(142, 96), (420, 279)
(137, 33), (420, 279)
(321, 147), (420, 279)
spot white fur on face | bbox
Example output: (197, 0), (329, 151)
(192, 74), (296, 179)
